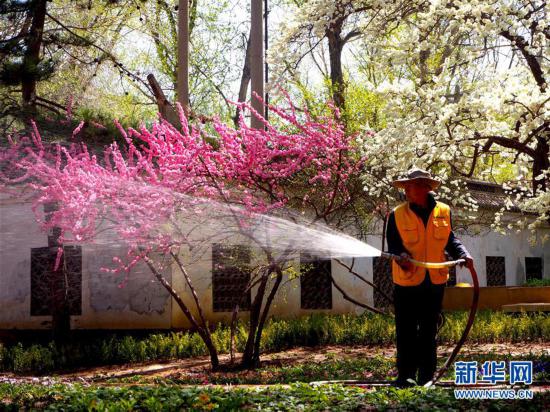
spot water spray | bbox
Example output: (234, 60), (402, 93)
(4, 180), (479, 386)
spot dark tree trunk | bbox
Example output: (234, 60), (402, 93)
(533, 136), (549, 194)
(251, 267), (283, 364)
(147, 73), (180, 126)
(234, 35), (252, 127)
(50, 261), (71, 343)
(240, 272), (269, 368)
(326, 24), (345, 112)
(21, 0), (47, 112)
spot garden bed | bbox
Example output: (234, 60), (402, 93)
(444, 286), (550, 311)
(0, 382), (548, 411)
(0, 313), (548, 410)
(0, 311), (548, 374)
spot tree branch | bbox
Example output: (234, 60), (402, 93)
(500, 29), (546, 90)
(330, 273), (387, 315)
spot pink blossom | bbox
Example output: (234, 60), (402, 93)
(2, 95), (368, 275)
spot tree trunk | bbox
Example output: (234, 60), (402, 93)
(147, 73), (180, 127)
(144, 256), (220, 369)
(533, 136), (549, 194)
(251, 266), (283, 364)
(233, 35), (252, 127)
(241, 271), (269, 368)
(21, 0), (47, 113)
(326, 26), (345, 112)
(50, 259), (71, 343)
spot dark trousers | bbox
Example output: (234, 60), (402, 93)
(393, 274), (445, 385)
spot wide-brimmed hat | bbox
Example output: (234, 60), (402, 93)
(392, 167), (441, 190)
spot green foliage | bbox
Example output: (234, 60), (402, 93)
(522, 278), (550, 287)
(343, 79), (387, 133)
(260, 312), (395, 351)
(442, 311), (550, 343)
(0, 0), (140, 103)
(0, 59), (56, 86)
(8, 343), (55, 374)
(0, 382), (548, 411)
(0, 311), (547, 374)
(73, 95), (156, 130)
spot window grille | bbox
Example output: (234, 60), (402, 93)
(485, 256), (506, 286)
(525, 257), (543, 281)
(30, 246), (82, 316)
(212, 244), (251, 312)
(300, 253), (332, 309)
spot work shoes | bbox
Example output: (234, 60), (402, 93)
(391, 378), (416, 388)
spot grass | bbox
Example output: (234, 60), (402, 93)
(0, 311), (548, 374)
(0, 382), (548, 411)
(522, 278), (550, 287)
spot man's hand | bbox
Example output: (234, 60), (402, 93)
(396, 252), (414, 271)
(459, 255), (474, 271)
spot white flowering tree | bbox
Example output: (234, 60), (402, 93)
(361, 0), (549, 234)
(273, 0), (549, 236)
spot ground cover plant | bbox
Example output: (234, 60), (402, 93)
(0, 311), (548, 374)
(129, 352), (546, 386)
(0, 382), (548, 411)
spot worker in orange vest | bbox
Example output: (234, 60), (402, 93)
(387, 168), (474, 387)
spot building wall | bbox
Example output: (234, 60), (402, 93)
(0, 196), (49, 329)
(170, 245), (371, 329)
(0, 197), (171, 330)
(454, 230), (550, 286)
(76, 242), (171, 329)
(1, 196), (549, 330)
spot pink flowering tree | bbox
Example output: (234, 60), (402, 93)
(5, 95), (369, 369)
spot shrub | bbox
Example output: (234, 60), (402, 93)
(522, 278), (550, 287)
(8, 343), (55, 374)
(0, 311), (547, 374)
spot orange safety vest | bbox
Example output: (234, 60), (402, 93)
(391, 201), (451, 286)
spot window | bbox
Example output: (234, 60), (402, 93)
(373, 257), (393, 308)
(300, 253), (332, 309)
(525, 257), (543, 281)
(212, 244), (251, 312)
(30, 246), (82, 316)
(486, 256), (506, 286)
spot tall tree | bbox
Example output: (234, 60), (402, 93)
(1, 0), (49, 112)
(139, 0), (252, 121)
(0, 0), (146, 117)
(269, 0), (416, 114)
(356, 0), (550, 233)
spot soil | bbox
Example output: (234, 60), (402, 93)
(1, 342), (548, 387)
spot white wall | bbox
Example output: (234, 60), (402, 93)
(0, 196), (171, 330)
(1, 195), (548, 330)
(453, 229), (550, 286)
(0, 197), (50, 328)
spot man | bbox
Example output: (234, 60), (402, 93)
(387, 168), (474, 387)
